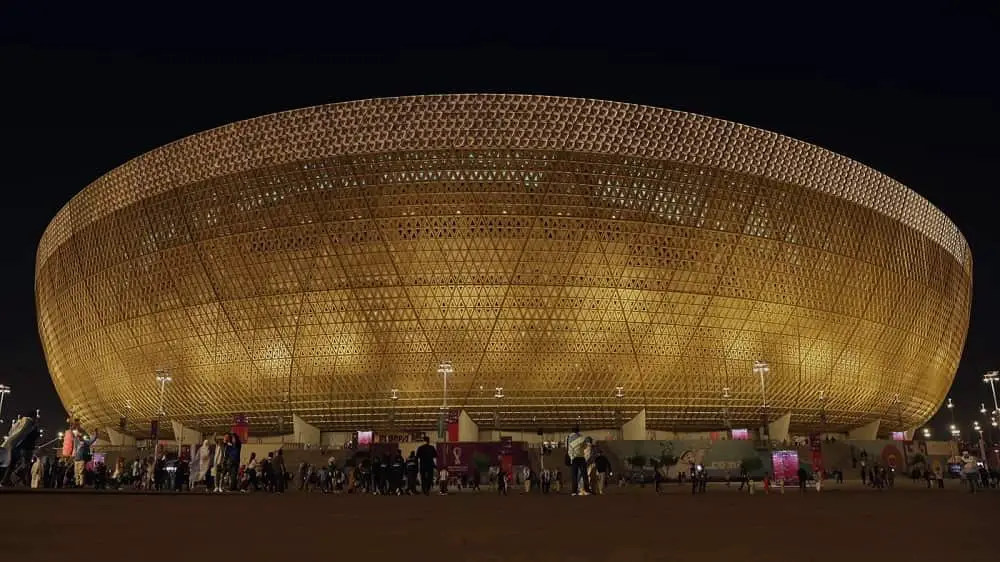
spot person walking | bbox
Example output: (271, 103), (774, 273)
(405, 451), (419, 495)
(566, 426), (592, 496)
(416, 436), (437, 495)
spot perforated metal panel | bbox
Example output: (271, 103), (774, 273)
(35, 94), (971, 436)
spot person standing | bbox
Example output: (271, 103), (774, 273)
(30, 456), (43, 488)
(405, 451), (419, 495)
(594, 450), (610, 495)
(416, 436), (437, 495)
(565, 426), (592, 496)
(73, 429), (97, 487)
(212, 440), (225, 492)
(497, 462), (508, 496)
(273, 449), (287, 493)
(227, 433), (242, 491)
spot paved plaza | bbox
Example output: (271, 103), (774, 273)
(1, 485), (995, 560)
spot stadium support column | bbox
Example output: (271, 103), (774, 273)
(293, 413), (320, 446)
(848, 419), (881, 440)
(457, 410), (478, 442)
(767, 413), (791, 444)
(104, 426), (136, 447)
(621, 409), (646, 440)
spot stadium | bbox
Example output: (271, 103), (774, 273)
(35, 94), (971, 441)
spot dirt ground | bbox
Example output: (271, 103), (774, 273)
(1, 485), (995, 561)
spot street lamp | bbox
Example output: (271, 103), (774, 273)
(155, 369), (172, 416)
(819, 389), (827, 429)
(0, 384), (10, 424)
(437, 362), (453, 411)
(922, 427), (931, 439)
(494, 386), (504, 428)
(985, 372), (1000, 429)
(389, 388), (399, 430)
(946, 397), (956, 437)
(752, 360), (770, 444)
(973, 422), (988, 462)
(437, 362), (453, 441)
(722, 386), (731, 429)
(616, 385), (625, 438)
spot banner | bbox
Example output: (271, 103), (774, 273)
(119, 416), (127, 430)
(808, 433), (823, 473)
(231, 414), (249, 443)
(150, 419), (160, 441)
(437, 441), (530, 475)
(771, 450), (799, 483)
(500, 455), (513, 480)
(446, 409), (460, 442)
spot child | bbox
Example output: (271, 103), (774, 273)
(438, 467), (449, 495)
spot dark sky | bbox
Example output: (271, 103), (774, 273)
(0, 5), (996, 439)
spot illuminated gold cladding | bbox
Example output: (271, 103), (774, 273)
(35, 94), (971, 435)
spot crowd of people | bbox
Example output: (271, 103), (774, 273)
(5, 417), (999, 495)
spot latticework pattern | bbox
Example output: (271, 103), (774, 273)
(35, 94), (972, 436)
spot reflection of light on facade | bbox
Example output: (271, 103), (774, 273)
(36, 95), (971, 436)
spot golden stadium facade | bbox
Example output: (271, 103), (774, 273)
(35, 94), (971, 436)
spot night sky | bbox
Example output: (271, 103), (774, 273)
(0, 5), (996, 439)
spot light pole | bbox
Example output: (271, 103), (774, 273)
(753, 360), (770, 445)
(390, 388), (399, 430)
(946, 397), (956, 439)
(494, 386), (504, 428)
(819, 390), (827, 434)
(722, 386), (731, 429)
(973, 421), (987, 464)
(0, 384), (10, 425)
(615, 385), (625, 439)
(155, 369), (172, 416)
(985, 372), (1000, 436)
(437, 362), (453, 440)
(154, 370), (172, 461)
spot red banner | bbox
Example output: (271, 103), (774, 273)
(231, 414), (249, 443)
(500, 455), (513, 480)
(446, 409), (460, 442)
(809, 434), (823, 473)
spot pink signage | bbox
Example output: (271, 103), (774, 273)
(771, 450), (800, 483)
